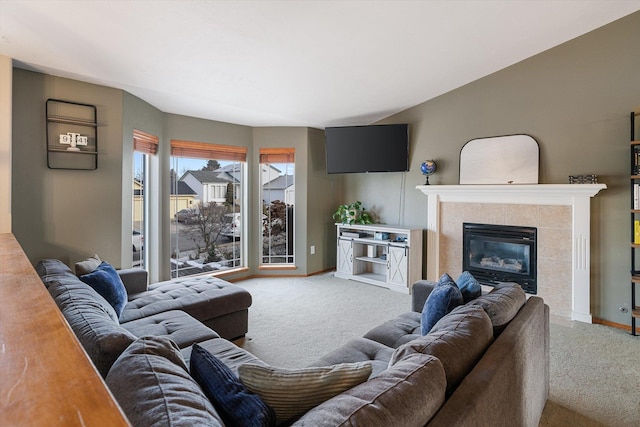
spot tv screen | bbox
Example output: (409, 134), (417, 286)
(325, 124), (409, 174)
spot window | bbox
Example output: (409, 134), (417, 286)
(170, 140), (247, 278)
(132, 130), (158, 269)
(260, 148), (295, 265)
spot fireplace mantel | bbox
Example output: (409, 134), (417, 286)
(416, 184), (606, 203)
(416, 183), (606, 323)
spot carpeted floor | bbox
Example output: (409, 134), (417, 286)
(234, 272), (640, 427)
(540, 319), (640, 427)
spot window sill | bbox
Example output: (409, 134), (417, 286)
(211, 267), (250, 277)
(258, 264), (297, 271)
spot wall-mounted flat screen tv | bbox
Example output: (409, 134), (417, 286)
(325, 124), (409, 174)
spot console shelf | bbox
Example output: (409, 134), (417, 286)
(335, 223), (422, 293)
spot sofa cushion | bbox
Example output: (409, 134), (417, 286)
(457, 271), (482, 303)
(421, 273), (464, 335)
(467, 282), (526, 335)
(121, 310), (219, 348)
(47, 279), (136, 377)
(392, 304), (493, 394)
(310, 337), (394, 378)
(74, 254), (102, 276)
(79, 261), (128, 317)
(292, 353), (446, 427)
(36, 258), (79, 288)
(190, 344), (276, 427)
(363, 312), (421, 348)
(181, 337), (268, 377)
(120, 276), (252, 325)
(106, 336), (223, 427)
(238, 361), (372, 425)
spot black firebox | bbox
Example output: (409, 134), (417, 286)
(462, 223), (537, 294)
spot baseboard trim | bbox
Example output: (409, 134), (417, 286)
(592, 317), (632, 332)
(234, 268), (336, 281)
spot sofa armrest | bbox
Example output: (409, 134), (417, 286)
(411, 280), (437, 312)
(118, 268), (148, 295)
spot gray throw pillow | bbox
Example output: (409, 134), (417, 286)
(106, 336), (223, 427)
(467, 282), (526, 334)
(392, 304), (493, 394)
(292, 353), (446, 427)
(75, 254), (102, 276)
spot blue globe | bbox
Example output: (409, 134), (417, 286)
(421, 160), (437, 176)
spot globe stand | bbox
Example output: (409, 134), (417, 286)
(420, 159), (437, 186)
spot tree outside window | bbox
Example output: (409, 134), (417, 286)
(260, 148), (295, 265)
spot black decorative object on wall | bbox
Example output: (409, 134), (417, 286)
(46, 99), (97, 170)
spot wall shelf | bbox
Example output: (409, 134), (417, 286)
(46, 99), (98, 170)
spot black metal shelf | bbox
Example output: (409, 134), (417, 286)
(46, 99), (97, 170)
(630, 110), (640, 336)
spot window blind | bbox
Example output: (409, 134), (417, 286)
(171, 139), (247, 162)
(259, 147), (295, 163)
(133, 129), (159, 155)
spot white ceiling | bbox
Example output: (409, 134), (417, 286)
(1, 1), (639, 128)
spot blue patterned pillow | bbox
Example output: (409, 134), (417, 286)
(79, 261), (127, 317)
(457, 271), (482, 303)
(421, 273), (464, 335)
(190, 344), (276, 427)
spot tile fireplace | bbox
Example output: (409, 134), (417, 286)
(416, 184), (606, 323)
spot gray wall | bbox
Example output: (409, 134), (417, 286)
(342, 12), (640, 324)
(10, 71), (332, 280)
(307, 127), (342, 274)
(122, 92), (164, 282)
(12, 70), (125, 267)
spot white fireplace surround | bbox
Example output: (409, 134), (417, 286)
(416, 184), (606, 323)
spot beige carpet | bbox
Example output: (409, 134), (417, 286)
(235, 272), (640, 426)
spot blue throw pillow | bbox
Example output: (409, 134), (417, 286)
(457, 271), (482, 303)
(79, 261), (127, 317)
(190, 344), (276, 427)
(421, 273), (464, 335)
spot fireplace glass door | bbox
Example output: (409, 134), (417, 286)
(463, 223), (537, 294)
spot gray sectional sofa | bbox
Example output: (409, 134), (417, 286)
(37, 258), (549, 426)
(36, 258), (251, 377)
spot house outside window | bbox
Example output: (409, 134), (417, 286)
(132, 130), (158, 269)
(170, 140), (247, 278)
(260, 148), (295, 265)
(132, 153), (145, 268)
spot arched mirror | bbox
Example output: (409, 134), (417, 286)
(459, 135), (539, 184)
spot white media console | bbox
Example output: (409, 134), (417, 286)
(335, 223), (423, 293)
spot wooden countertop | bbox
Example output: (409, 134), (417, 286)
(0, 233), (130, 426)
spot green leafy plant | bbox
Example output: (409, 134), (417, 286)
(332, 201), (373, 224)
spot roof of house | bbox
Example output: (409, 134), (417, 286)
(182, 170), (233, 184)
(171, 181), (197, 196)
(263, 175), (294, 190)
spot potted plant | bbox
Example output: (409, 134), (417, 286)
(332, 201), (373, 224)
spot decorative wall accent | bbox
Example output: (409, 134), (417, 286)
(459, 135), (539, 184)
